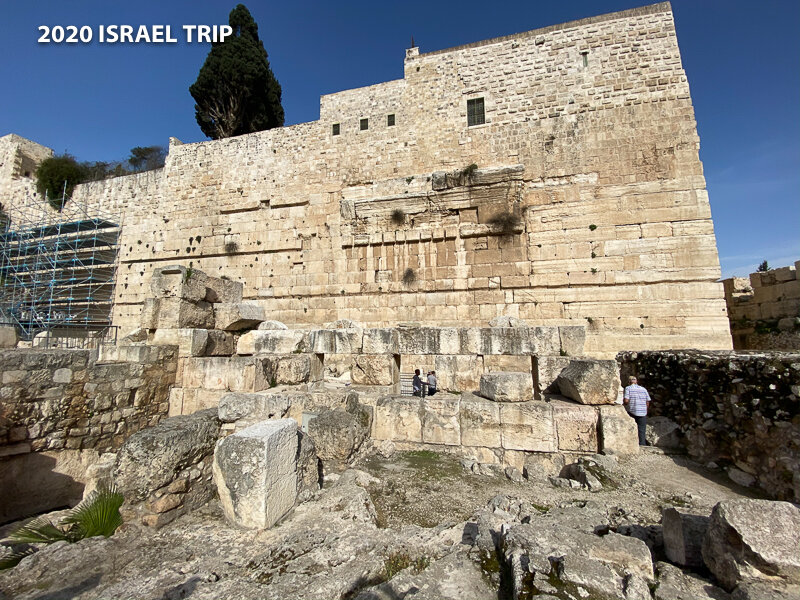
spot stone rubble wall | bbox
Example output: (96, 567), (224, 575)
(617, 350), (800, 501)
(0, 345), (177, 456)
(0, 3), (731, 356)
(722, 261), (800, 350)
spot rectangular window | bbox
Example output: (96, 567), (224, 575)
(332, 123), (340, 136)
(581, 51), (589, 68)
(387, 114), (395, 126)
(360, 118), (369, 131)
(467, 98), (485, 127)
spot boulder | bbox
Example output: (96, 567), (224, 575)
(654, 561), (730, 600)
(556, 359), (619, 405)
(0, 325), (18, 348)
(212, 418), (299, 529)
(489, 315), (529, 328)
(307, 409), (370, 463)
(647, 416), (682, 451)
(296, 430), (321, 499)
(261, 354), (321, 386)
(217, 392), (293, 423)
(258, 320), (288, 330)
(598, 405), (640, 455)
(662, 507), (709, 568)
(731, 581), (800, 600)
(559, 458), (605, 492)
(702, 499), (800, 591)
(214, 303), (265, 331)
(479, 372), (533, 402)
(113, 409), (220, 502)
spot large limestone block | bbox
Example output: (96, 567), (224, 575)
(558, 325), (586, 356)
(459, 327), (560, 355)
(149, 265), (243, 304)
(500, 401), (555, 452)
(460, 394), (501, 448)
(533, 355), (572, 399)
(309, 328), (363, 354)
(212, 418), (298, 529)
(0, 325), (18, 348)
(182, 357), (264, 392)
(489, 315), (529, 328)
(362, 328), (399, 354)
(557, 359), (619, 405)
(204, 330), (235, 356)
(113, 409), (220, 502)
(237, 329), (308, 355)
(398, 327), (443, 355)
(307, 409), (369, 462)
(261, 354), (321, 386)
(373, 396), (422, 442)
(199, 275), (243, 304)
(551, 399), (599, 452)
(147, 297), (215, 330)
(434, 355), (483, 392)
(352, 354), (398, 386)
(598, 405), (639, 455)
(217, 392), (292, 423)
(151, 328), (208, 357)
(483, 355), (532, 373)
(663, 507), (708, 569)
(702, 499), (800, 591)
(214, 302), (265, 331)
(422, 396), (461, 445)
(258, 320), (288, 330)
(479, 372), (533, 403)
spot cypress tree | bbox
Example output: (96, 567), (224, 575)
(190, 4), (284, 139)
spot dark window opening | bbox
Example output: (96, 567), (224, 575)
(387, 114), (395, 126)
(581, 51), (589, 68)
(332, 123), (340, 136)
(360, 118), (369, 131)
(467, 98), (485, 127)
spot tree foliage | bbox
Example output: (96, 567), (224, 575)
(35, 155), (88, 210)
(757, 260), (770, 272)
(190, 4), (284, 139)
(128, 146), (166, 172)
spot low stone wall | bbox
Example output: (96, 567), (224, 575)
(617, 350), (800, 501)
(0, 346), (177, 455)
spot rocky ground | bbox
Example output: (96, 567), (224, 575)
(0, 446), (794, 600)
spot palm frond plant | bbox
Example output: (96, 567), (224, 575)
(0, 484), (124, 570)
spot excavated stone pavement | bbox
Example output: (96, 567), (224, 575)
(0, 448), (765, 600)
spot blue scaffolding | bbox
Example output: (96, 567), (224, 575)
(0, 192), (120, 344)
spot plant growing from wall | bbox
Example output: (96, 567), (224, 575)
(462, 163), (478, 181)
(402, 268), (417, 287)
(35, 154), (88, 210)
(190, 4), (284, 139)
(0, 484), (124, 570)
(757, 260), (770, 272)
(224, 240), (240, 253)
(487, 211), (521, 236)
(390, 208), (405, 226)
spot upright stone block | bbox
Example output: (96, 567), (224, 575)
(373, 396), (422, 442)
(0, 326), (18, 348)
(362, 328), (399, 354)
(662, 507), (708, 569)
(151, 328), (208, 357)
(533, 355), (572, 399)
(214, 302), (265, 331)
(459, 394), (501, 448)
(422, 396), (461, 445)
(598, 405), (639, 455)
(352, 354), (398, 386)
(148, 297), (215, 330)
(212, 418), (299, 529)
(309, 328), (363, 354)
(551, 399), (599, 453)
(557, 359), (619, 405)
(558, 326), (586, 356)
(500, 401), (555, 452)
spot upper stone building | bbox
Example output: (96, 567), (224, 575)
(0, 2), (732, 355)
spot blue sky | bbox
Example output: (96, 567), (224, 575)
(1, 1), (797, 279)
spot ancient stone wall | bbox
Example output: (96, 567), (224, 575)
(0, 134), (52, 208)
(0, 3), (732, 355)
(722, 262), (800, 350)
(617, 350), (800, 501)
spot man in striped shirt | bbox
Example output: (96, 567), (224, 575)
(623, 375), (651, 446)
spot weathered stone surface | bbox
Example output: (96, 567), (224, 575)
(325, 319), (362, 329)
(217, 392), (292, 423)
(212, 418), (298, 529)
(598, 404), (640, 455)
(374, 396), (422, 442)
(422, 396), (461, 445)
(557, 359), (620, 405)
(296, 430), (320, 498)
(663, 507), (709, 568)
(236, 329), (308, 355)
(499, 401), (555, 452)
(479, 372), (533, 403)
(149, 265), (208, 302)
(489, 315), (528, 328)
(551, 398), (599, 452)
(558, 325), (586, 357)
(214, 302), (265, 331)
(434, 354), (483, 392)
(352, 354), (398, 386)
(522, 452), (567, 480)
(147, 297), (215, 330)
(533, 355), (572, 399)
(647, 416), (683, 450)
(309, 328), (363, 354)
(0, 325), (18, 348)
(307, 409), (370, 463)
(731, 581), (800, 600)
(361, 328), (399, 354)
(260, 354), (321, 386)
(257, 320), (288, 330)
(560, 457), (605, 492)
(203, 330), (235, 356)
(120, 327), (148, 343)
(151, 328), (208, 356)
(702, 499), (800, 591)
(113, 409), (220, 502)
(655, 561), (730, 600)
(459, 394), (501, 448)
(182, 356), (265, 392)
